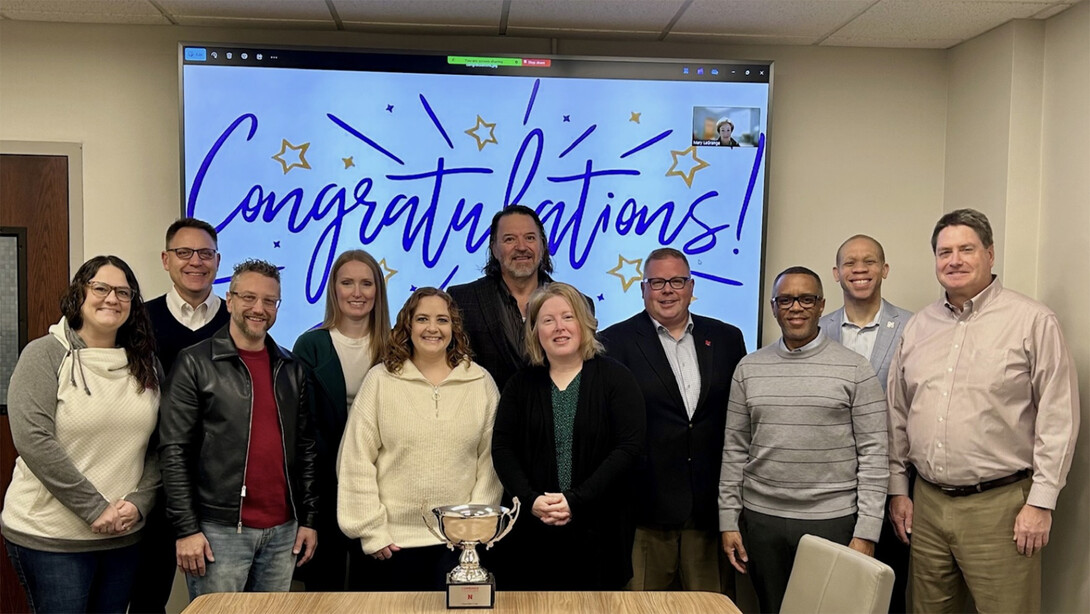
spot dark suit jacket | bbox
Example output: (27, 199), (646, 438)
(600, 311), (746, 531)
(448, 274), (594, 392)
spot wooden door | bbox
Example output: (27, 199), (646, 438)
(0, 153), (70, 613)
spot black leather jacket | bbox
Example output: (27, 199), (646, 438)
(159, 325), (319, 538)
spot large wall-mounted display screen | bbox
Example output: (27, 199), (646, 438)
(181, 45), (772, 349)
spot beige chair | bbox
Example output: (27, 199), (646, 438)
(779, 534), (895, 614)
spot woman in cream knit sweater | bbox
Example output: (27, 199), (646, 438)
(337, 287), (502, 590)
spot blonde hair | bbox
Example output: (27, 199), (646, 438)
(523, 282), (603, 366)
(322, 250), (391, 369)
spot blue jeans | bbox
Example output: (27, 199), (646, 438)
(5, 540), (141, 614)
(186, 520), (298, 599)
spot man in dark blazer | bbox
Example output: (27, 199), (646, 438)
(448, 205), (591, 391)
(819, 234), (912, 614)
(600, 248), (746, 592)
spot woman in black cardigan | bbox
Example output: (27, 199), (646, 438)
(491, 282), (645, 590)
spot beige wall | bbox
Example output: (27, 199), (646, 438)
(943, 4), (1090, 612)
(0, 3), (1086, 611)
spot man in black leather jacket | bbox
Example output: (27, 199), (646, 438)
(159, 259), (319, 599)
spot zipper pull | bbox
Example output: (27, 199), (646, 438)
(433, 386), (440, 416)
(241, 485), (247, 497)
(237, 521), (243, 534)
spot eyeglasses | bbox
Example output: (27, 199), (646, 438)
(86, 281), (135, 302)
(166, 247), (218, 261)
(644, 276), (692, 290)
(229, 291), (281, 310)
(772, 294), (822, 309)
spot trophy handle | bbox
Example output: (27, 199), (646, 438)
(486, 497), (521, 549)
(421, 504), (455, 550)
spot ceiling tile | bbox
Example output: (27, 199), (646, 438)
(828, 0), (1053, 42)
(673, 0), (874, 37)
(0, 0), (168, 24)
(507, 0), (684, 31)
(820, 35), (964, 48)
(172, 16), (338, 29)
(665, 31), (823, 45)
(334, 0), (503, 27)
(158, 0), (333, 20)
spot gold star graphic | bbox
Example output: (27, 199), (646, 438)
(378, 258), (398, 283)
(465, 115), (498, 151)
(272, 139), (311, 174)
(666, 146), (710, 188)
(629, 111), (641, 124)
(607, 255), (643, 292)
(342, 156), (355, 169)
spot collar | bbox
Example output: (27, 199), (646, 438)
(210, 324), (291, 362)
(840, 302), (883, 330)
(943, 276), (1001, 318)
(167, 285), (220, 314)
(491, 271), (554, 300)
(778, 331), (826, 354)
(648, 313), (694, 337)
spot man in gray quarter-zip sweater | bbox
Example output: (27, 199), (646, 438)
(159, 259), (319, 601)
(718, 266), (889, 614)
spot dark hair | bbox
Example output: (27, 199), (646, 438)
(483, 205), (554, 278)
(165, 218), (218, 248)
(931, 208), (993, 252)
(230, 259), (280, 292)
(772, 266), (824, 296)
(322, 250), (391, 369)
(384, 287), (473, 372)
(645, 247), (689, 270)
(835, 234), (885, 265)
(60, 256), (158, 392)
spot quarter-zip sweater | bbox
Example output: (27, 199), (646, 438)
(337, 359), (503, 555)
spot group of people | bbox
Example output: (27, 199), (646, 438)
(0, 205), (1079, 614)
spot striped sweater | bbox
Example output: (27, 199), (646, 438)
(718, 333), (888, 541)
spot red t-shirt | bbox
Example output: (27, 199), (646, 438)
(238, 348), (291, 528)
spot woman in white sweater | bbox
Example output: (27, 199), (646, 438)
(337, 287), (502, 590)
(2, 256), (160, 613)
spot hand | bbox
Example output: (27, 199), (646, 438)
(176, 533), (215, 577)
(370, 544), (401, 560)
(889, 495), (913, 545)
(848, 538), (876, 557)
(1013, 505), (1051, 557)
(90, 505), (120, 535)
(112, 500), (140, 533)
(293, 527), (318, 567)
(531, 493), (571, 526)
(720, 531), (748, 574)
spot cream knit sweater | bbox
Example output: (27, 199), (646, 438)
(337, 359), (502, 554)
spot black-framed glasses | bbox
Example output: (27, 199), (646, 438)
(772, 294), (821, 309)
(85, 281), (135, 302)
(229, 291), (281, 310)
(644, 276), (692, 290)
(166, 247), (218, 261)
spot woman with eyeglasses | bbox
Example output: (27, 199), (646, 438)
(337, 287), (503, 590)
(2, 256), (161, 613)
(490, 282), (646, 590)
(291, 250), (391, 591)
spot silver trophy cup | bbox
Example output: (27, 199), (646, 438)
(423, 498), (520, 608)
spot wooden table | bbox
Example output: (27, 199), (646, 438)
(183, 590), (742, 613)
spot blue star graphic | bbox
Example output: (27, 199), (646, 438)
(563, 115), (571, 122)
(410, 285), (418, 292)
(386, 104), (394, 112)
(597, 294), (604, 301)
(273, 241), (281, 248)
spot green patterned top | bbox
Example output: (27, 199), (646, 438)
(551, 372), (582, 491)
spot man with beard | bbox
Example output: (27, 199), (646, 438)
(448, 205), (591, 391)
(159, 259), (319, 599)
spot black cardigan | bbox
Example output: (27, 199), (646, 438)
(491, 356), (645, 589)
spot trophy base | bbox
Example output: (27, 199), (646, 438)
(445, 574), (496, 609)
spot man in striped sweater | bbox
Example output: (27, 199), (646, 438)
(718, 266), (888, 613)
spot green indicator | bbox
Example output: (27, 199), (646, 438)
(448, 56), (522, 67)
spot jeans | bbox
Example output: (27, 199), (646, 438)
(5, 540), (141, 614)
(185, 520), (298, 599)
